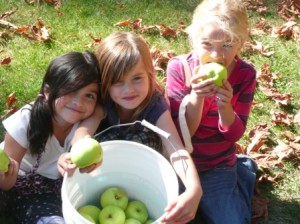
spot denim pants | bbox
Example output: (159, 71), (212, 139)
(189, 155), (257, 224)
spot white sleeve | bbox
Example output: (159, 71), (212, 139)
(2, 104), (31, 149)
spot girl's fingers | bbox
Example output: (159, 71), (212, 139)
(79, 160), (102, 173)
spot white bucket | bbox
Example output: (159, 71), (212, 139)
(61, 140), (179, 224)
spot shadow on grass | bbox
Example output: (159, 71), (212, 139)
(258, 199), (300, 224)
(254, 181), (300, 224)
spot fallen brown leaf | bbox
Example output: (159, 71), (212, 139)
(244, 40), (275, 57)
(0, 9), (17, 20)
(132, 18), (143, 30)
(245, 0), (268, 14)
(277, 0), (300, 21)
(1, 57), (11, 65)
(271, 110), (294, 126)
(273, 21), (298, 40)
(114, 20), (131, 27)
(251, 194), (269, 223)
(294, 112), (300, 124)
(273, 140), (296, 162)
(257, 63), (293, 105)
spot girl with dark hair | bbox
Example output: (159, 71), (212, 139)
(0, 51), (104, 224)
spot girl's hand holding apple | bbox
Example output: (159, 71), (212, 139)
(190, 74), (218, 99)
(57, 152), (77, 177)
(0, 156), (19, 191)
(215, 80), (233, 106)
(0, 149), (10, 173)
(58, 138), (103, 177)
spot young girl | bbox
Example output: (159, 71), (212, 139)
(166, 0), (257, 223)
(73, 31), (202, 223)
(0, 51), (103, 224)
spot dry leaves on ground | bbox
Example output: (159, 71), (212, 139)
(1, 1), (299, 222)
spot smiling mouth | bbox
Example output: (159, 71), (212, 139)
(123, 96), (137, 101)
(67, 107), (83, 113)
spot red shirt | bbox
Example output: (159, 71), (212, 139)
(166, 53), (257, 171)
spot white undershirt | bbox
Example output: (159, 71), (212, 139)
(3, 104), (78, 179)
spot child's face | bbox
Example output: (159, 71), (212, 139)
(53, 82), (99, 125)
(196, 23), (241, 70)
(109, 58), (150, 112)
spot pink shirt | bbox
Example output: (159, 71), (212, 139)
(166, 53), (257, 171)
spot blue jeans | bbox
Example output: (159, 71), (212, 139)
(188, 155), (257, 224)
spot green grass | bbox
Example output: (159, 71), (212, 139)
(1, 0), (300, 223)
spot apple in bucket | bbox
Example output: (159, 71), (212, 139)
(78, 204), (101, 224)
(81, 213), (96, 223)
(99, 205), (126, 224)
(70, 138), (103, 168)
(100, 187), (129, 210)
(125, 200), (148, 223)
(76, 186), (153, 224)
(195, 62), (228, 87)
(124, 218), (142, 224)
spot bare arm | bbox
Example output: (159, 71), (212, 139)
(71, 104), (105, 144)
(0, 133), (25, 190)
(155, 110), (202, 223)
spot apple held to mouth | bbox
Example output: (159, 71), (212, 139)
(100, 187), (129, 210)
(99, 205), (126, 224)
(0, 149), (10, 172)
(70, 138), (103, 168)
(78, 204), (101, 224)
(196, 62), (227, 87)
(125, 200), (148, 223)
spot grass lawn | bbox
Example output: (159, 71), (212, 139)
(1, 0), (299, 223)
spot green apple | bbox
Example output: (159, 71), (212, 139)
(197, 62), (227, 87)
(99, 205), (126, 224)
(0, 149), (10, 172)
(100, 187), (128, 210)
(81, 213), (96, 223)
(144, 220), (154, 224)
(124, 218), (142, 224)
(70, 138), (103, 168)
(78, 204), (101, 224)
(125, 200), (148, 223)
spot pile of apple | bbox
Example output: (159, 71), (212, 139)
(77, 186), (154, 224)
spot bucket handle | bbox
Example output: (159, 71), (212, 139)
(94, 120), (188, 174)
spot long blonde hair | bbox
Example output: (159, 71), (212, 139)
(187, 0), (249, 52)
(95, 31), (162, 122)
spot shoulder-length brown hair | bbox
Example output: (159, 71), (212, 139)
(95, 31), (163, 122)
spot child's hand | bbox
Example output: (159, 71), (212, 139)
(57, 152), (77, 177)
(78, 160), (102, 174)
(0, 158), (18, 179)
(215, 79), (233, 109)
(57, 152), (102, 177)
(160, 190), (200, 223)
(190, 70), (218, 99)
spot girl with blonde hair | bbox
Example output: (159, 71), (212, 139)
(166, 0), (257, 223)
